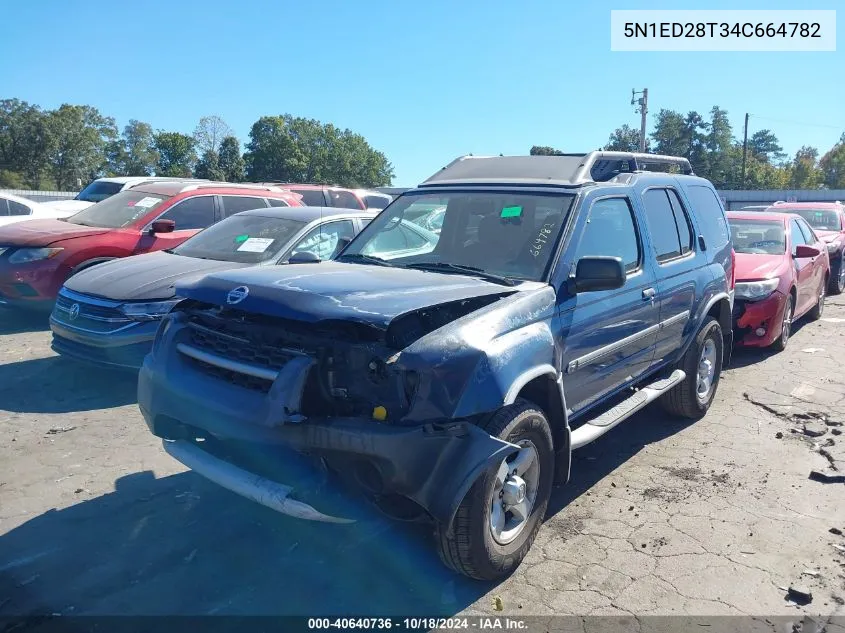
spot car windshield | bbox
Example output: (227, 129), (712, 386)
(728, 219), (786, 255)
(75, 180), (124, 203)
(340, 191), (576, 282)
(791, 208), (842, 231)
(66, 190), (170, 228)
(172, 214), (307, 264)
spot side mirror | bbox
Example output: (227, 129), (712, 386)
(288, 251), (321, 264)
(569, 256), (626, 294)
(331, 236), (352, 259)
(150, 219), (176, 234)
(794, 244), (821, 259)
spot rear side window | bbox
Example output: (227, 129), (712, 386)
(160, 196), (216, 230)
(329, 190), (363, 209)
(684, 185), (730, 249)
(267, 198), (290, 207)
(575, 197), (640, 273)
(666, 190), (694, 255)
(289, 188), (326, 207)
(643, 189), (687, 263)
(221, 196), (267, 217)
(0, 199), (8, 216)
(364, 194), (390, 209)
(8, 200), (31, 216)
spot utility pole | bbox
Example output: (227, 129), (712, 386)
(631, 89), (649, 152)
(741, 113), (749, 188)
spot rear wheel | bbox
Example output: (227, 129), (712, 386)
(435, 399), (554, 580)
(771, 294), (794, 352)
(660, 317), (723, 419)
(808, 278), (826, 321)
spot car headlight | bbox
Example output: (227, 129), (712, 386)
(119, 299), (182, 321)
(826, 240), (841, 254)
(735, 279), (779, 301)
(8, 247), (64, 264)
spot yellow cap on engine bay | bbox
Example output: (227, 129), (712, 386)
(372, 406), (387, 421)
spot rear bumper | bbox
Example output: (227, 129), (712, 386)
(733, 291), (787, 348)
(138, 314), (518, 529)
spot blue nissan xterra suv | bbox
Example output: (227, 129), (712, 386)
(138, 152), (735, 580)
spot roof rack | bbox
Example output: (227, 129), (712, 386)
(179, 182), (285, 193)
(420, 152), (694, 187)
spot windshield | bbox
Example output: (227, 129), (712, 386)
(75, 180), (124, 203)
(172, 214), (307, 263)
(728, 219), (786, 255)
(791, 208), (842, 231)
(66, 190), (170, 228)
(341, 191), (576, 282)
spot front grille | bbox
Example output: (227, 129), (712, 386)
(183, 354), (274, 392)
(53, 291), (134, 333)
(187, 322), (297, 371)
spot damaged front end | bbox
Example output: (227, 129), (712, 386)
(138, 293), (532, 530)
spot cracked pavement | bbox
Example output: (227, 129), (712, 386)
(1, 295), (844, 619)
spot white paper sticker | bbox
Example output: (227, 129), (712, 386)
(237, 237), (275, 253)
(134, 197), (161, 209)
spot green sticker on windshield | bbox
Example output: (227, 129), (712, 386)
(501, 206), (523, 218)
(235, 234), (249, 243)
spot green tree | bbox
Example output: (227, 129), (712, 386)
(0, 99), (54, 188)
(153, 131), (196, 177)
(46, 104), (118, 190)
(194, 149), (225, 180)
(704, 106), (734, 189)
(748, 129), (784, 164)
(603, 125), (644, 152)
(193, 115), (233, 155)
(108, 119), (158, 176)
(788, 146), (823, 189)
(218, 135), (245, 182)
(244, 115), (392, 187)
(529, 145), (565, 156)
(819, 134), (845, 189)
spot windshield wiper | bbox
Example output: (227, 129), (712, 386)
(403, 262), (516, 286)
(336, 253), (395, 267)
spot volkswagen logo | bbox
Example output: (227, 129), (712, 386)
(68, 303), (80, 321)
(226, 286), (249, 305)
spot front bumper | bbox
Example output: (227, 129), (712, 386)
(138, 313), (518, 530)
(0, 258), (67, 306)
(733, 291), (787, 348)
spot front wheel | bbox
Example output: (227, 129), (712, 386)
(829, 255), (845, 296)
(435, 399), (554, 580)
(660, 317), (723, 419)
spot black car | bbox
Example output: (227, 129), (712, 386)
(48, 206), (380, 369)
(138, 152), (735, 580)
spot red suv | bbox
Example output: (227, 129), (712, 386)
(0, 181), (303, 310)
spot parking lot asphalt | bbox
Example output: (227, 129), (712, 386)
(1, 298), (844, 619)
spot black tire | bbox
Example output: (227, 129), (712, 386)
(435, 399), (554, 581)
(660, 317), (723, 419)
(808, 278), (826, 321)
(829, 255), (845, 295)
(771, 293), (794, 352)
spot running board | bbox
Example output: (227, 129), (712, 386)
(570, 370), (686, 450)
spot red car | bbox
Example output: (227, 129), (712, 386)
(765, 201), (845, 295)
(0, 181), (303, 310)
(727, 211), (830, 351)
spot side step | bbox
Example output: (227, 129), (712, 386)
(570, 370), (686, 450)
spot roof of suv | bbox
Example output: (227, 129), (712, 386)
(420, 152), (695, 187)
(130, 181), (293, 196)
(770, 202), (844, 211)
(236, 206), (376, 222)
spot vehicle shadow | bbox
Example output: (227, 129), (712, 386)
(546, 403), (699, 516)
(0, 405), (700, 618)
(0, 356), (137, 413)
(0, 309), (51, 335)
(727, 319), (814, 370)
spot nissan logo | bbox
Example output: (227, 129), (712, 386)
(226, 286), (249, 305)
(68, 303), (80, 321)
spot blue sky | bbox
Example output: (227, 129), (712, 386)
(1, 0), (842, 186)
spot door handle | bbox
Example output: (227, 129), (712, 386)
(642, 288), (656, 300)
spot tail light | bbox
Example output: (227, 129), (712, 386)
(730, 248), (736, 290)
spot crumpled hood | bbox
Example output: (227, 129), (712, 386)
(0, 218), (110, 246)
(735, 252), (788, 280)
(65, 251), (253, 301)
(175, 260), (528, 329)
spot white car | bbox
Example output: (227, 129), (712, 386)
(47, 176), (209, 214)
(0, 191), (78, 227)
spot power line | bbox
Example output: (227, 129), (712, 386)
(749, 114), (843, 131)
